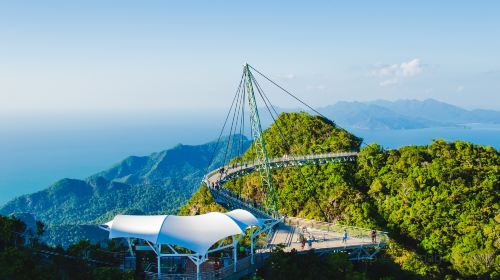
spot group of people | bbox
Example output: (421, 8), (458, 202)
(298, 227), (378, 249)
(299, 233), (314, 250)
(341, 229), (378, 244)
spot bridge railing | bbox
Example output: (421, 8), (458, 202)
(145, 254), (268, 280)
(207, 185), (275, 219)
(284, 217), (389, 245)
(206, 151), (357, 182)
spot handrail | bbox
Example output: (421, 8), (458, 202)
(208, 185), (274, 219)
(284, 216), (389, 244)
(205, 151), (358, 183)
(144, 254), (263, 280)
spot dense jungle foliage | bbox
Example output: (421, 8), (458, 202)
(181, 112), (499, 279)
(247, 246), (415, 280)
(0, 215), (133, 280)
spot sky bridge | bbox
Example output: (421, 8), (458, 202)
(205, 151), (358, 189)
(100, 65), (388, 280)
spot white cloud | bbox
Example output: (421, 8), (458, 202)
(456, 85), (464, 92)
(371, 58), (423, 86)
(400, 59), (422, 77)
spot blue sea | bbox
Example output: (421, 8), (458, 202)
(350, 124), (500, 150)
(1, 115), (499, 205)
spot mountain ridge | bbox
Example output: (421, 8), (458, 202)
(0, 135), (250, 245)
(317, 98), (500, 129)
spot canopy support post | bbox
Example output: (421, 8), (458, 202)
(232, 235), (243, 272)
(232, 236), (237, 272)
(157, 244), (161, 279)
(196, 256), (201, 280)
(250, 226), (255, 265)
(126, 238), (134, 257)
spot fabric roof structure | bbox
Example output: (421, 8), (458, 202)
(103, 210), (263, 256)
(225, 209), (265, 229)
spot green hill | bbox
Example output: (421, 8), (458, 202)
(0, 135), (250, 246)
(181, 112), (499, 279)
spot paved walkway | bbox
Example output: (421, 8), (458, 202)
(269, 224), (380, 253)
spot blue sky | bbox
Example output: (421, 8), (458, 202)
(0, 0), (499, 115)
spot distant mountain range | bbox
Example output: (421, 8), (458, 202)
(317, 99), (500, 129)
(0, 135), (250, 246)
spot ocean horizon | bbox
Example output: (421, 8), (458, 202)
(1, 119), (498, 205)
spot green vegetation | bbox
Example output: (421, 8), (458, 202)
(183, 112), (499, 279)
(0, 137), (249, 246)
(358, 141), (499, 278)
(178, 184), (225, 215)
(0, 215), (133, 280)
(255, 246), (414, 280)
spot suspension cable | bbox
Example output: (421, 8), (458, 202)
(221, 79), (244, 168)
(248, 65), (331, 122)
(205, 73), (244, 176)
(251, 71), (330, 221)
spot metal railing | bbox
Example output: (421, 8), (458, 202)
(144, 254), (264, 280)
(205, 151), (358, 182)
(204, 151), (358, 219)
(284, 217), (389, 245)
(208, 185), (275, 219)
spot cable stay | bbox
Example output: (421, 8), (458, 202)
(205, 63), (339, 220)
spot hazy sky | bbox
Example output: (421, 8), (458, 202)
(1, 0), (499, 116)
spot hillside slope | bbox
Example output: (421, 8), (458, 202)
(0, 136), (250, 245)
(182, 112), (499, 279)
(183, 112), (371, 224)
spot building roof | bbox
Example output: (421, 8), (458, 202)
(102, 209), (263, 255)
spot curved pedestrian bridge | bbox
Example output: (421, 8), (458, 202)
(205, 151), (357, 190)
(204, 150), (389, 262)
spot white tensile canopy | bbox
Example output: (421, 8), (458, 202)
(100, 209), (273, 280)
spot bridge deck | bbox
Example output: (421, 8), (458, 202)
(269, 224), (382, 253)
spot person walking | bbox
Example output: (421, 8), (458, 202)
(371, 229), (377, 243)
(299, 234), (306, 250)
(307, 237), (313, 249)
(342, 229), (348, 244)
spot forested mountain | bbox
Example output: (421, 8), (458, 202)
(0, 136), (250, 245)
(371, 99), (500, 124)
(318, 101), (446, 129)
(181, 112), (499, 279)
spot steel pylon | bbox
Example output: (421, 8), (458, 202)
(242, 64), (277, 215)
